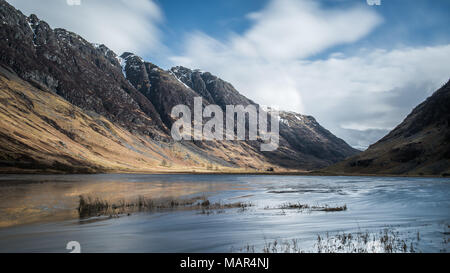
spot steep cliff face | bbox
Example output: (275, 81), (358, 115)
(327, 80), (450, 176)
(0, 0), (359, 173)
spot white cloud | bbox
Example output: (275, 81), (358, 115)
(170, 0), (382, 115)
(170, 0), (450, 148)
(296, 45), (450, 134)
(238, 0), (382, 61)
(9, 0), (163, 56)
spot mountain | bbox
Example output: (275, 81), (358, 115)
(120, 57), (358, 169)
(327, 80), (450, 176)
(0, 0), (358, 173)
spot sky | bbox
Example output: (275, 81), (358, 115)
(8, 0), (450, 149)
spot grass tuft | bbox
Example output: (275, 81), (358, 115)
(237, 228), (421, 253)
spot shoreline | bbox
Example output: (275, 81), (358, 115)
(0, 168), (447, 178)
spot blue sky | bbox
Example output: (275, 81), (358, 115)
(155, 0), (269, 60)
(153, 0), (450, 64)
(8, 0), (450, 149)
(319, 0), (450, 57)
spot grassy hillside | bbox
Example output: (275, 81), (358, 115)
(0, 66), (282, 174)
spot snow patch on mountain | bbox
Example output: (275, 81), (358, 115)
(169, 70), (191, 89)
(116, 56), (127, 77)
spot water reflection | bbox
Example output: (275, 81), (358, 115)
(0, 174), (448, 253)
(0, 174), (238, 227)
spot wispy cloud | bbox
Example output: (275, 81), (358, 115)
(9, 0), (164, 56)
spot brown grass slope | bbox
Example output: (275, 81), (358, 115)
(0, 66), (197, 173)
(326, 79), (450, 176)
(0, 65), (286, 173)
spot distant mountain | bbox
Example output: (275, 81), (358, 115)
(327, 80), (450, 176)
(0, 0), (358, 173)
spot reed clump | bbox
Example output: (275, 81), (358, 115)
(78, 195), (252, 218)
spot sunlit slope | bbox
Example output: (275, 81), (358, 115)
(0, 66), (277, 173)
(0, 67), (189, 173)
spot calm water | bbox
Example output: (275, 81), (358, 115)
(0, 174), (449, 253)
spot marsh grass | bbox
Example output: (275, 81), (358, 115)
(200, 201), (251, 215)
(237, 228), (420, 253)
(78, 195), (252, 218)
(314, 229), (418, 253)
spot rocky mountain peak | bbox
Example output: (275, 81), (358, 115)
(121, 52), (143, 61)
(170, 66), (254, 107)
(91, 43), (119, 65)
(27, 13), (39, 26)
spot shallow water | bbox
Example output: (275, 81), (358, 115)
(0, 174), (449, 253)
